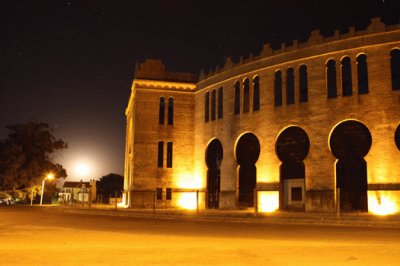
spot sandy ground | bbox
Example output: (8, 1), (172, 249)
(1, 206), (400, 265)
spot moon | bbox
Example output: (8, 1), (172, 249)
(74, 162), (91, 178)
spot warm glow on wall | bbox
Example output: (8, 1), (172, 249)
(370, 162), (389, 183)
(368, 191), (400, 215)
(176, 192), (197, 210)
(258, 191), (279, 213)
(174, 172), (203, 189)
(257, 165), (278, 183)
(117, 193), (129, 208)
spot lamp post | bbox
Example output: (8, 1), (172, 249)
(40, 173), (54, 206)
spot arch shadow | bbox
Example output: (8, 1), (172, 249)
(235, 133), (260, 207)
(206, 139), (223, 209)
(329, 120), (372, 212)
(276, 126), (310, 210)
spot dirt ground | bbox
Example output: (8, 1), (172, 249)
(1, 206), (400, 265)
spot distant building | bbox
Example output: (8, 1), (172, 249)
(59, 180), (97, 203)
(123, 18), (400, 215)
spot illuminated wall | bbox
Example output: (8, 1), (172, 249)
(125, 19), (400, 214)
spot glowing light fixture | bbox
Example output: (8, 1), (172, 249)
(40, 173), (55, 205)
(117, 193), (129, 208)
(368, 191), (399, 216)
(258, 191), (279, 213)
(177, 192), (197, 210)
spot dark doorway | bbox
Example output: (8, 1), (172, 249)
(205, 139), (223, 209)
(395, 124), (400, 151)
(330, 120), (372, 212)
(235, 133), (260, 207)
(276, 126), (310, 210)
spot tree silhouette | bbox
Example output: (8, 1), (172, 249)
(96, 173), (123, 198)
(0, 121), (67, 191)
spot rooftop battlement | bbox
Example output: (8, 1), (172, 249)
(135, 59), (197, 83)
(199, 17), (400, 81)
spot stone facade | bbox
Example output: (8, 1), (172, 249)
(124, 18), (400, 214)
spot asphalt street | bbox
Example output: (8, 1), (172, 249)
(1, 206), (400, 265)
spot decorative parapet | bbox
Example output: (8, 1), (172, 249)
(135, 59), (198, 83)
(260, 43), (273, 57)
(224, 56), (234, 70)
(134, 79), (196, 92)
(199, 17), (399, 82)
(308, 30), (323, 45)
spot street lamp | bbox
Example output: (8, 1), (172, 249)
(40, 173), (54, 206)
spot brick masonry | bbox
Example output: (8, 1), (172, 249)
(124, 18), (400, 212)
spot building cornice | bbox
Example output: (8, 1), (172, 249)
(134, 79), (196, 92)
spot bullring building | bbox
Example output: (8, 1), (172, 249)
(123, 18), (400, 215)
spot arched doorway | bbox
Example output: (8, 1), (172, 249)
(235, 133), (260, 207)
(276, 126), (310, 210)
(205, 139), (223, 209)
(330, 120), (372, 212)
(395, 124), (400, 151)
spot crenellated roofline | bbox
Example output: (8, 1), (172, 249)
(134, 79), (196, 92)
(198, 17), (400, 86)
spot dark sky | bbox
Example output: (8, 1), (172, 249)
(1, 0), (399, 181)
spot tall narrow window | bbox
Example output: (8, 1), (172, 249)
(243, 78), (250, 113)
(218, 87), (223, 119)
(357, 54), (369, 94)
(391, 49), (400, 91)
(274, 71), (282, 106)
(253, 76), (260, 111)
(167, 142), (173, 168)
(211, 89), (216, 121)
(327, 59), (337, 99)
(166, 188), (172, 200)
(286, 68), (295, 105)
(299, 65), (308, 102)
(205, 92), (210, 122)
(168, 97), (173, 125)
(341, 57), (352, 96)
(234, 81), (240, 114)
(157, 141), (164, 168)
(156, 188), (162, 200)
(159, 97), (165, 124)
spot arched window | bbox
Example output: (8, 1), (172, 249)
(168, 97), (173, 125)
(299, 65), (308, 103)
(218, 87), (223, 119)
(234, 81), (240, 114)
(327, 59), (337, 99)
(205, 92), (210, 122)
(211, 89), (216, 121)
(286, 68), (295, 105)
(357, 54), (369, 94)
(159, 97), (165, 124)
(341, 57), (352, 96)
(391, 49), (400, 90)
(243, 78), (250, 113)
(253, 76), (260, 111)
(274, 71), (282, 107)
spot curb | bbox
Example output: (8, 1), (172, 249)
(46, 206), (400, 229)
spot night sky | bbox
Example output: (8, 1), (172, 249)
(1, 0), (399, 181)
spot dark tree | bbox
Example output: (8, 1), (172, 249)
(96, 173), (124, 197)
(0, 121), (68, 191)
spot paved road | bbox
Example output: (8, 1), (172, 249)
(1, 206), (400, 265)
